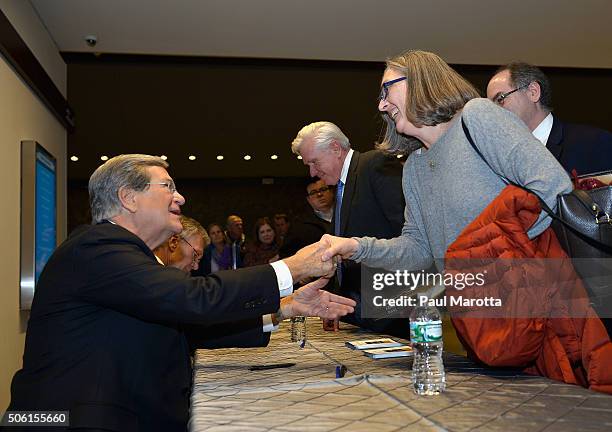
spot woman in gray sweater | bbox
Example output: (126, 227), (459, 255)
(323, 50), (572, 271)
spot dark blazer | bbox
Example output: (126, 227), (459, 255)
(278, 211), (331, 259)
(8, 222), (279, 432)
(547, 115), (612, 175)
(331, 150), (406, 336)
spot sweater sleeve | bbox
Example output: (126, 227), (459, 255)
(352, 162), (434, 271)
(462, 99), (572, 238)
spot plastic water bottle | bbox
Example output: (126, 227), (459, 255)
(410, 303), (446, 395)
(290, 316), (306, 346)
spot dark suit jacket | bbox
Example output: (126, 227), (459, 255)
(547, 115), (612, 175)
(8, 222), (279, 432)
(278, 211), (331, 259)
(331, 150), (405, 336)
(333, 150), (405, 292)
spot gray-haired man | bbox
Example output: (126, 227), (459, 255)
(7, 154), (355, 432)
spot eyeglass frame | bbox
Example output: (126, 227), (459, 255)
(492, 83), (530, 106)
(180, 236), (202, 266)
(379, 76), (407, 101)
(307, 185), (333, 197)
(146, 181), (177, 194)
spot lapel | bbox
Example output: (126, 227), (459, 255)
(546, 115), (564, 161)
(339, 150), (360, 235)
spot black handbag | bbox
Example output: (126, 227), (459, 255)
(461, 118), (612, 322)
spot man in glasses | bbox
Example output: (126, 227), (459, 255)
(279, 177), (334, 259)
(291, 122), (407, 338)
(7, 154), (356, 432)
(154, 215), (207, 272)
(306, 177), (334, 224)
(487, 62), (612, 175)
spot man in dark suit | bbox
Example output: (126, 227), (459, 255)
(487, 62), (612, 175)
(291, 122), (406, 337)
(6, 154), (355, 432)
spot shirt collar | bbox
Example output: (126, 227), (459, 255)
(532, 113), (554, 145)
(339, 148), (354, 185)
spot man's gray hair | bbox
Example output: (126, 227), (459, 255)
(497, 62), (553, 112)
(291, 121), (350, 154)
(89, 154), (169, 224)
(179, 215), (210, 247)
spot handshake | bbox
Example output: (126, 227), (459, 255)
(280, 235), (360, 322)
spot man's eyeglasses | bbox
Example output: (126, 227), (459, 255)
(147, 181), (177, 194)
(181, 237), (202, 266)
(492, 83), (529, 106)
(307, 186), (332, 197)
(379, 76), (407, 101)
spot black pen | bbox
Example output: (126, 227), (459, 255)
(248, 362), (296, 371)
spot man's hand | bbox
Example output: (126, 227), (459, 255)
(283, 240), (336, 282)
(320, 234), (359, 262)
(279, 278), (356, 320)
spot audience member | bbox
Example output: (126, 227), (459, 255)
(487, 62), (612, 174)
(244, 217), (280, 267)
(7, 154), (355, 431)
(291, 121), (406, 337)
(273, 213), (290, 245)
(193, 222), (232, 276)
(279, 177), (334, 258)
(225, 214), (246, 269)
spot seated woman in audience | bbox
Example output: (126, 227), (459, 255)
(197, 223), (232, 275)
(322, 50), (612, 392)
(244, 217), (280, 267)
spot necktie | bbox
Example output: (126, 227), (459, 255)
(334, 180), (344, 236)
(334, 180), (344, 285)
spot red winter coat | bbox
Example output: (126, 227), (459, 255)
(445, 185), (612, 393)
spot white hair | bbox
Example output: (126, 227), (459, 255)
(291, 121), (350, 154)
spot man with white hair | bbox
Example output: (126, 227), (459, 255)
(291, 121), (406, 337)
(7, 154), (355, 432)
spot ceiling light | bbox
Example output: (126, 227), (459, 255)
(270, 154), (278, 160)
(70, 156), (78, 162)
(244, 155), (251, 161)
(297, 155), (302, 160)
(216, 155), (224, 161)
(160, 155), (168, 160)
(188, 155), (196, 161)
(100, 155), (108, 161)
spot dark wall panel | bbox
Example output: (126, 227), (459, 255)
(66, 55), (612, 232)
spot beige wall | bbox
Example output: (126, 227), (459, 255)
(0, 1), (67, 410)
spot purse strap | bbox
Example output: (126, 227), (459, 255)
(460, 117), (612, 252)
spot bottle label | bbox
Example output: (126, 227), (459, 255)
(410, 320), (442, 343)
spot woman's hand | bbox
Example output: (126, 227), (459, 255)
(320, 234), (359, 262)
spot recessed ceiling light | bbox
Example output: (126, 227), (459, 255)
(188, 155), (196, 161)
(100, 155), (108, 161)
(297, 155), (302, 160)
(216, 155), (224, 161)
(270, 154), (278, 160)
(70, 156), (79, 162)
(244, 155), (251, 161)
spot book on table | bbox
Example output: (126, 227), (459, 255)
(345, 338), (403, 350)
(363, 346), (414, 359)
